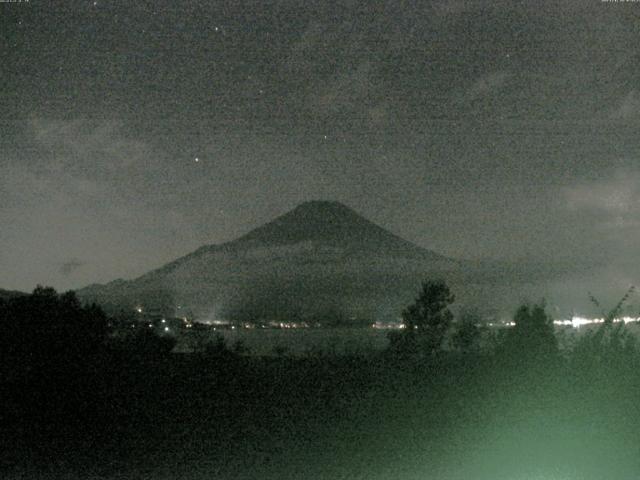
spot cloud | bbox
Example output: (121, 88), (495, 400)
(315, 62), (379, 113)
(28, 117), (165, 184)
(610, 90), (640, 121)
(466, 72), (510, 100)
(0, 118), (200, 291)
(447, 71), (512, 112)
(564, 171), (639, 215)
(560, 171), (640, 269)
(60, 259), (84, 276)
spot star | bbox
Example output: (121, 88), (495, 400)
(194, 157), (200, 163)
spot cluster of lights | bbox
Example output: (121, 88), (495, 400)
(486, 317), (640, 329)
(371, 322), (405, 329)
(554, 316), (640, 329)
(133, 304), (640, 332)
(270, 322), (308, 329)
(372, 317), (640, 331)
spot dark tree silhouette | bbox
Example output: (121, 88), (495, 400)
(0, 286), (107, 380)
(452, 311), (483, 354)
(572, 288), (639, 371)
(125, 327), (177, 355)
(393, 279), (454, 356)
(501, 302), (558, 362)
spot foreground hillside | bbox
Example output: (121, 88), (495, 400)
(3, 352), (640, 480)
(0, 288), (26, 301)
(3, 287), (640, 479)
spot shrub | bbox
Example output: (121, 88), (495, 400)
(499, 302), (559, 365)
(0, 286), (107, 379)
(390, 279), (454, 357)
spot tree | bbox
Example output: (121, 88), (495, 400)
(397, 279), (455, 356)
(0, 286), (108, 379)
(501, 302), (558, 362)
(126, 327), (177, 355)
(572, 287), (638, 371)
(452, 310), (483, 354)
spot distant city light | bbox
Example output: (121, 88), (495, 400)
(553, 316), (640, 328)
(482, 316), (640, 329)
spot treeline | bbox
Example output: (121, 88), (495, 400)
(387, 280), (640, 373)
(0, 286), (107, 381)
(2, 283), (640, 479)
(2, 282), (639, 371)
(0, 286), (245, 376)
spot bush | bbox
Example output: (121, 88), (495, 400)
(571, 322), (638, 373)
(499, 302), (559, 365)
(129, 327), (177, 355)
(193, 333), (240, 360)
(452, 311), (483, 354)
(0, 286), (107, 379)
(571, 287), (639, 373)
(391, 279), (454, 357)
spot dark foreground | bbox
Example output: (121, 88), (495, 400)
(2, 351), (640, 480)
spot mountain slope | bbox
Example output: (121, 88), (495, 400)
(77, 201), (458, 323)
(234, 201), (438, 254)
(0, 288), (27, 301)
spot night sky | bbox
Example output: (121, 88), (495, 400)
(2, 1), (640, 305)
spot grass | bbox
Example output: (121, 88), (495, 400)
(3, 349), (640, 479)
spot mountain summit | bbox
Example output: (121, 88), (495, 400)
(237, 200), (373, 245)
(232, 200), (438, 257)
(77, 201), (457, 322)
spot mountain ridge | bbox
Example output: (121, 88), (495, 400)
(138, 200), (454, 281)
(0, 288), (28, 301)
(77, 200), (459, 322)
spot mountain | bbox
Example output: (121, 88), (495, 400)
(232, 201), (439, 255)
(77, 201), (460, 324)
(75, 201), (612, 321)
(0, 288), (27, 301)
